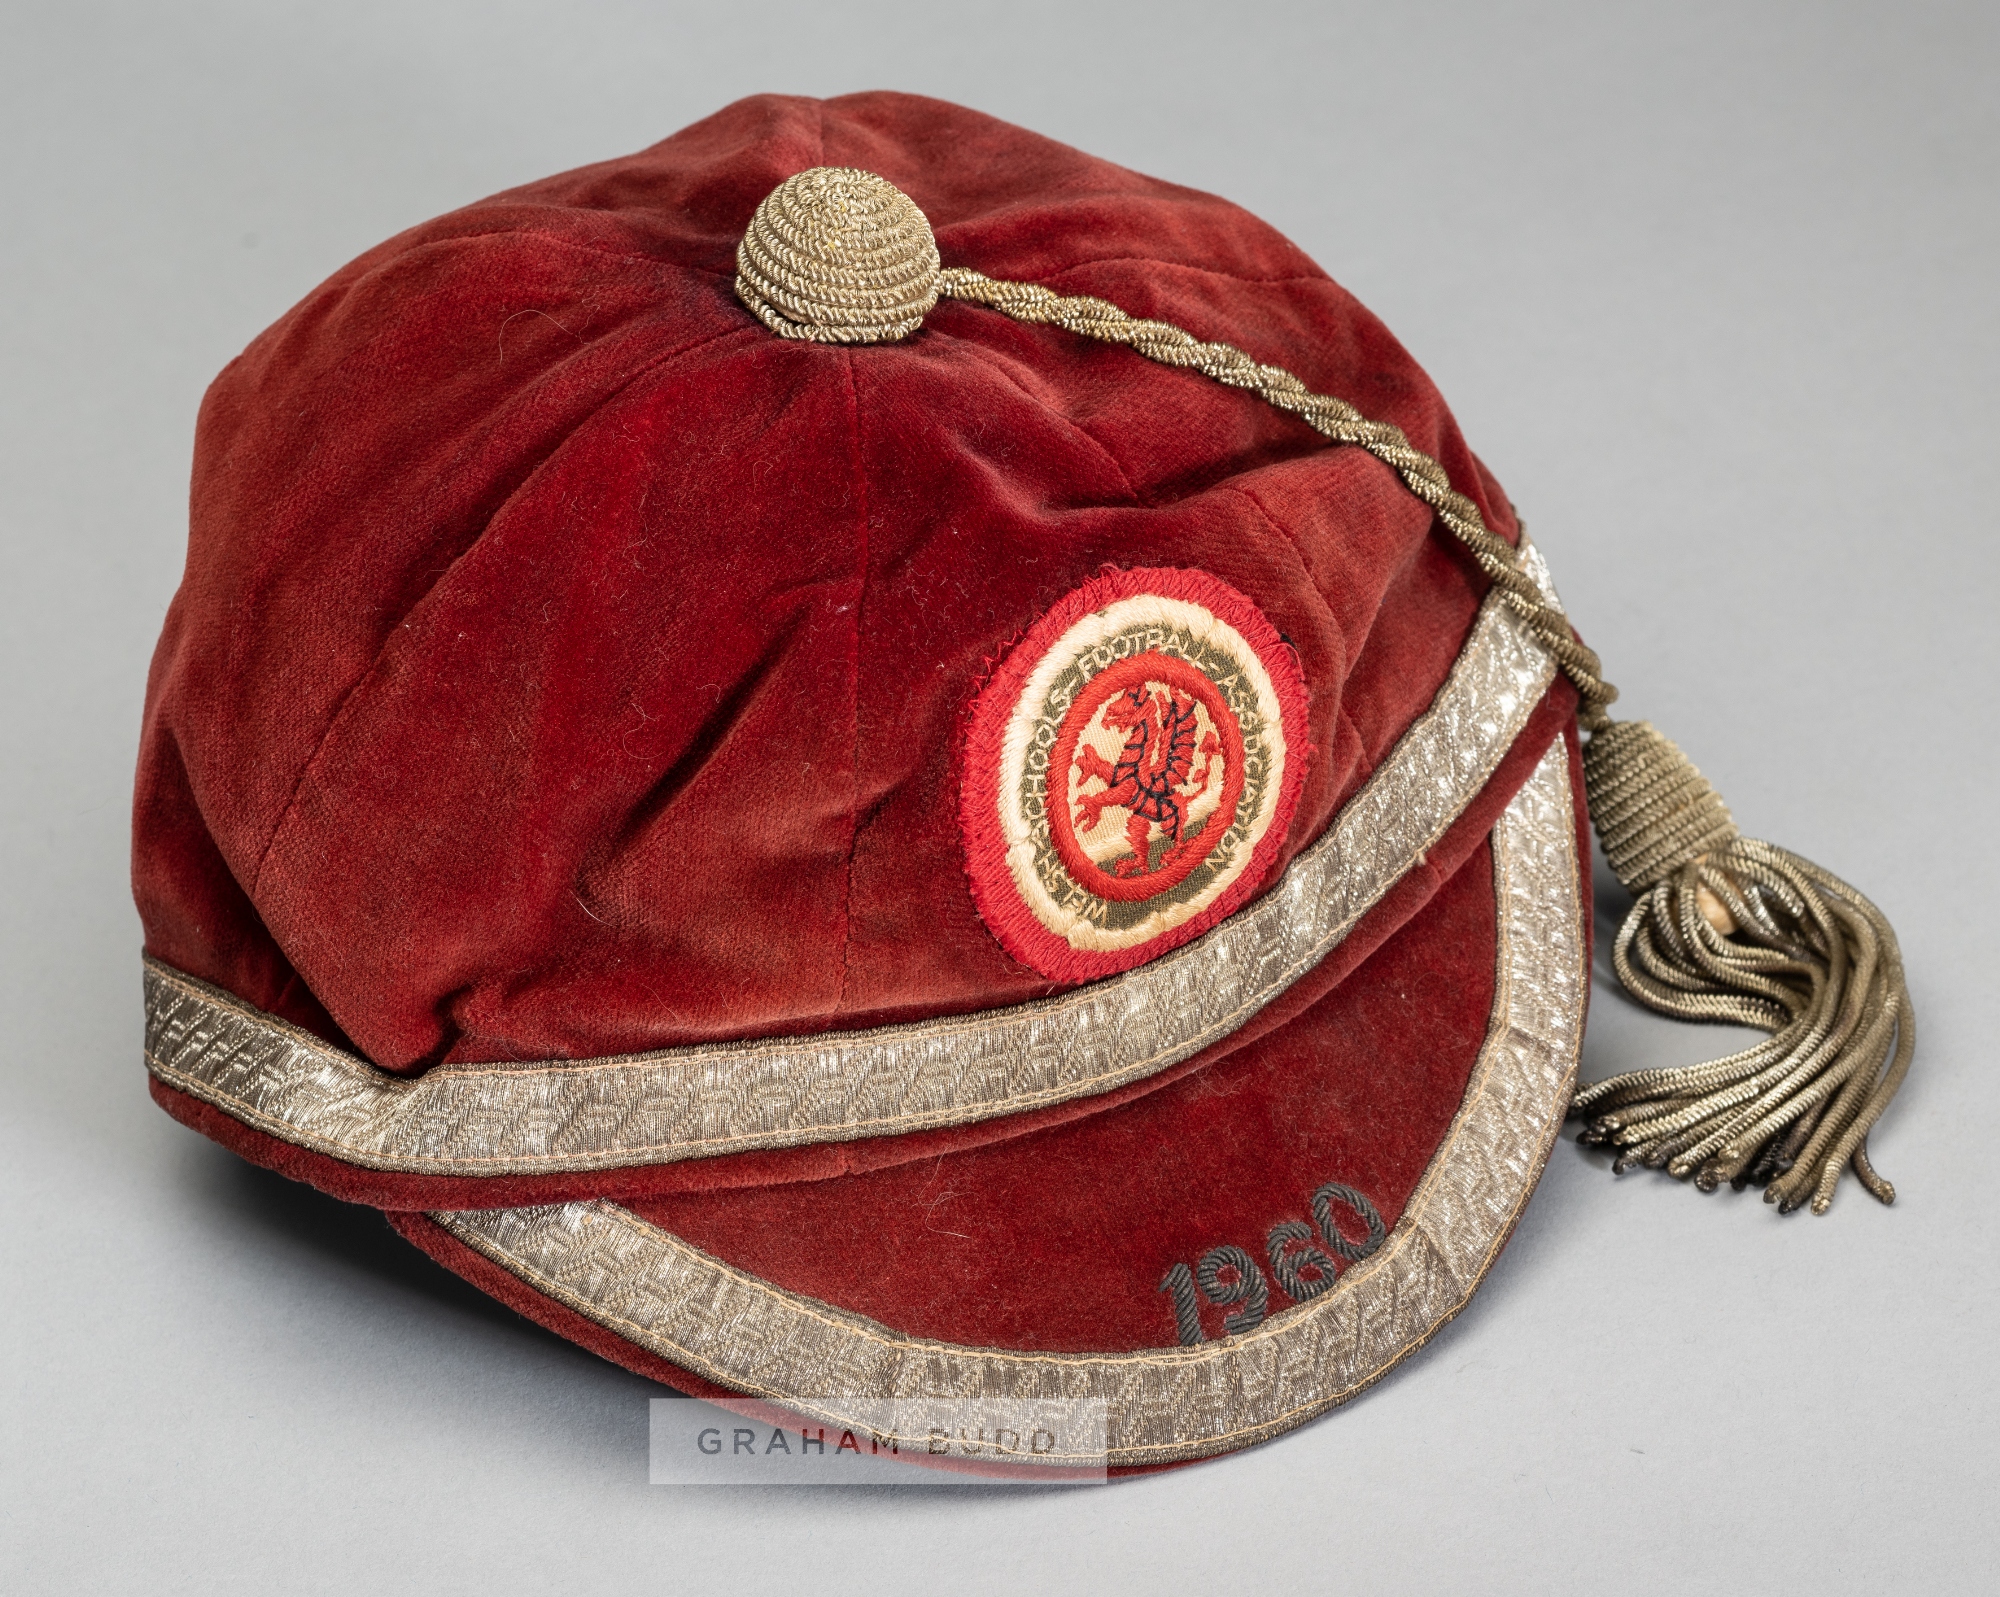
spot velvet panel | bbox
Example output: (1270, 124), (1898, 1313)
(134, 90), (1531, 1082)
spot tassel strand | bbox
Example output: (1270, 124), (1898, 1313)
(1573, 723), (1912, 1213)
(919, 262), (1913, 1220)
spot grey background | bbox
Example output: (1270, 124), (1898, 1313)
(3, 1), (1994, 1591)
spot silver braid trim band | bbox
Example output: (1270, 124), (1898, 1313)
(432, 744), (1586, 1468)
(144, 560), (1565, 1177)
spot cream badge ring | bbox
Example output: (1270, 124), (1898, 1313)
(961, 568), (1309, 982)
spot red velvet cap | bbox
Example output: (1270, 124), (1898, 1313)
(135, 92), (1592, 1470)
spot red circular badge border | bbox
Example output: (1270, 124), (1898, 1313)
(1047, 651), (1248, 903)
(961, 567), (1311, 983)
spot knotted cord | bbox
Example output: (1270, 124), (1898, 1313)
(935, 268), (1617, 724)
(930, 269), (1914, 1216)
(736, 170), (1915, 1213)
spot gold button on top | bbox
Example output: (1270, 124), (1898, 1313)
(735, 167), (940, 344)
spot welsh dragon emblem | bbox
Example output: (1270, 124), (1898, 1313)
(1072, 680), (1226, 879)
(962, 568), (1300, 981)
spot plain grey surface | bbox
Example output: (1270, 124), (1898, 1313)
(4, 2), (1995, 1592)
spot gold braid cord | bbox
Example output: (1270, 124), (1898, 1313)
(935, 269), (1616, 719)
(733, 171), (1914, 1214)
(931, 269), (1914, 1216)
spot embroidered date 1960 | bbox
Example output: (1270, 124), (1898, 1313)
(1158, 1179), (1386, 1345)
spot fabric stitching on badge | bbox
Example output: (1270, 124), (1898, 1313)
(960, 568), (1311, 982)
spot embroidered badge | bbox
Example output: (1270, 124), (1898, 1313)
(962, 568), (1309, 981)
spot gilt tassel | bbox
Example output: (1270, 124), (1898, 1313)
(1573, 720), (1912, 1213)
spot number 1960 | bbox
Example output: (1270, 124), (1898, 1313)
(1158, 1180), (1386, 1344)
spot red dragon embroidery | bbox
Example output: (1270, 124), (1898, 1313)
(1073, 683), (1225, 878)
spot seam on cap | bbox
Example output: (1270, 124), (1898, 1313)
(937, 331), (1147, 509)
(244, 319), (768, 921)
(834, 347), (866, 1016)
(1033, 255), (1333, 291)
